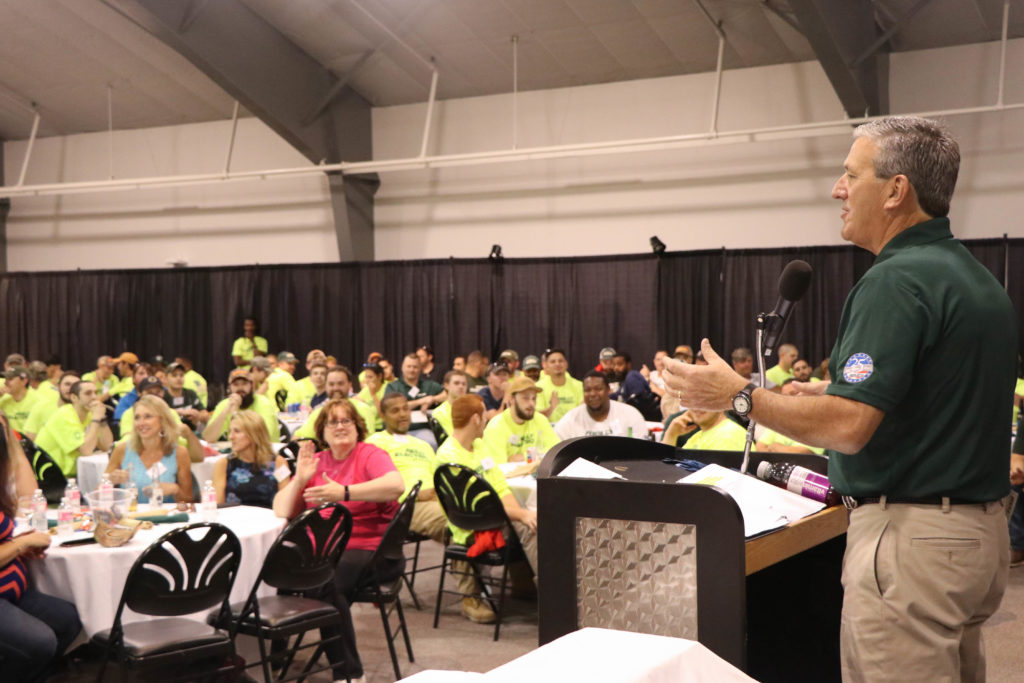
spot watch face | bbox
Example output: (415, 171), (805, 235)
(733, 394), (751, 415)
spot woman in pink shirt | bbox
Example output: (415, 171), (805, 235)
(274, 398), (403, 683)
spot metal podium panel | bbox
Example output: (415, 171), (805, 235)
(575, 517), (698, 639)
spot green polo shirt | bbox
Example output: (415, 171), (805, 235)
(535, 374), (584, 424)
(825, 218), (1016, 501)
(367, 430), (435, 501)
(0, 388), (38, 434)
(34, 404), (92, 476)
(431, 437), (511, 545)
(482, 409), (560, 464)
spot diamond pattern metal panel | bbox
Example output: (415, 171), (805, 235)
(575, 517), (698, 639)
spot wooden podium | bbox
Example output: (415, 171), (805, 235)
(536, 436), (847, 683)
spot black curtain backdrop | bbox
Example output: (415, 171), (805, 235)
(2, 238), (1020, 390)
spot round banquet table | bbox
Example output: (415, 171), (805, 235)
(28, 504), (286, 637)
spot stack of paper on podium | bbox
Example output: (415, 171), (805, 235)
(678, 463), (825, 537)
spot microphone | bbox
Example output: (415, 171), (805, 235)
(762, 260), (813, 357)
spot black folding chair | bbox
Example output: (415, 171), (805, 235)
(92, 523), (243, 682)
(428, 415), (448, 447)
(402, 528), (443, 611)
(209, 503), (352, 683)
(29, 444), (67, 504)
(351, 482), (419, 680)
(432, 464), (529, 641)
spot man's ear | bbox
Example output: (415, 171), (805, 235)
(884, 174), (914, 210)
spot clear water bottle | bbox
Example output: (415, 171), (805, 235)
(150, 481), (164, 509)
(126, 481), (138, 513)
(201, 480), (218, 522)
(31, 488), (47, 533)
(64, 477), (81, 514)
(57, 497), (74, 536)
(756, 460), (841, 506)
(99, 473), (114, 507)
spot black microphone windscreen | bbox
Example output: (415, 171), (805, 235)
(778, 260), (813, 302)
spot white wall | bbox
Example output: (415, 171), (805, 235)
(4, 38), (1022, 270)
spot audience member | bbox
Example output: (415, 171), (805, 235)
(499, 349), (520, 376)
(521, 355), (542, 382)
(610, 352), (660, 420)
(791, 358), (819, 383)
(170, 356), (207, 408)
(290, 361), (328, 410)
(432, 395), (538, 576)
(291, 349), (328, 406)
(416, 345), (443, 383)
(766, 343), (799, 387)
(536, 348), (583, 424)
(0, 368), (37, 435)
(479, 363), (511, 421)
(367, 393), (493, 623)
(756, 427), (823, 455)
(451, 355), (466, 372)
(482, 376), (559, 466)
(81, 356), (116, 402)
(112, 362), (151, 422)
(354, 363), (387, 431)
(231, 316), (267, 369)
(663, 409), (747, 450)
(295, 366), (376, 440)
(105, 395), (193, 503)
(35, 378), (113, 477)
(249, 357), (273, 396)
(23, 371), (79, 441)
(595, 347), (616, 374)
(730, 347), (765, 387)
(431, 370), (467, 437)
(265, 351), (299, 410)
(109, 352), (139, 399)
(386, 353), (444, 447)
(674, 345), (695, 364)
(39, 356), (62, 394)
(463, 350), (488, 391)
(203, 369), (281, 442)
(642, 350), (669, 398)
(26, 361), (49, 394)
(555, 371), (647, 439)
(163, 362), (208, 430)
(272, 398), (404, 683)
(213, 411), (287, 508)
(0, 416), (82, 683)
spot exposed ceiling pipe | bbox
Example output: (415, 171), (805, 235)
(223, 100), (240, 175)
(418, 60), (438, 158)
(15, 111), (40, 187)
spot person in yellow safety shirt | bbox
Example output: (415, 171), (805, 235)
(203, 369), (280, 442)
(662, 409), (748, 451)
(535, 348), (583, 424)
(294, 367), (375, 441)
(431, 370), (468, 438)
(0, 368), (38, 435)
(34, 379), (113, 477)
(231, 317), (268, 369)
(482, 376), (559, 466)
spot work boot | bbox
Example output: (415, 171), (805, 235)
(461, 597), (496, 624)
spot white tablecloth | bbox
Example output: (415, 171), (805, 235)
(400, 628), (755, 682)
(76, 452), (227, 496)
(498, 463), (537, 511)
(29, 505), (286, 636)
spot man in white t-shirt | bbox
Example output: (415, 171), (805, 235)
(555, 370), (648, 440)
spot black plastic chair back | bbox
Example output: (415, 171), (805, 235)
(428, 416), (448, 447)
(258, 503), (352, 592)
(372, 481), (420, 566)
(30, 445), (68, 504)
(121, 523), (242, 618)
(275, 389), (289, 412)
(433, 464), (509, 532)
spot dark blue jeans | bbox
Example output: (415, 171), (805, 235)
(0, 588), (82, 683)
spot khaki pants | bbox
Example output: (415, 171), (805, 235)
(840, 498), (1009, 683)
(511, 521), (538, 577)
(411, 499), (479, 596)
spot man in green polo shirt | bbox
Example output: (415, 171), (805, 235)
(0, 368), (38, 434)
(367, 393), (492, 623)
(482, 376), (560, 465)
(35, 379), (113, 476)
(535, 348), (583, 424)
(203, 369), (280, 442)
(661, 116), (1015, 682)
(431, 370), (468, 438)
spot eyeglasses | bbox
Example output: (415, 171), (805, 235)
(327, 418), (355, 429)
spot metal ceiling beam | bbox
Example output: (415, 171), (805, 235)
(101, 0), (378, 260)
(787, 0), (889, 117)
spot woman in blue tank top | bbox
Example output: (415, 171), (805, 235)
(105, 395), (193, 503)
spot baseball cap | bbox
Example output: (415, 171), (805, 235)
(3, 367), (28, 382)
(599, 347), (616, 361)
(250, 357), (272, 373)
(487, 362), (511, 377)
(276, 351), (298, 364)
(166, 362), (186, 374)
(138, 376), (164, 394)
(228, 368), (253, 383)
(499, 349), (519, 362)
(522, 355), (541, 371)
(508, 376), (540, 395)
(116, 352), (139, 364)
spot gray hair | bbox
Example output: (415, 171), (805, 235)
(853, 116), (959, 218)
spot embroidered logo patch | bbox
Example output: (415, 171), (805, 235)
(843, 353), (874, 383)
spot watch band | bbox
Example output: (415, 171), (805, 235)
(344, 485), (350, 502)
